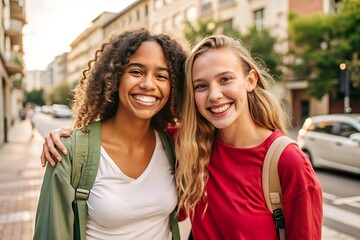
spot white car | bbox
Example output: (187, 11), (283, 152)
(51, 104), (72, 118)
(297, 114), (360, 175)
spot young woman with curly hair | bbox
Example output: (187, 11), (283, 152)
(34, 29), (187, 240)
(175, 35), (322, 239)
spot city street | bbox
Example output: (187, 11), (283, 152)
(0, 112), (359, 239)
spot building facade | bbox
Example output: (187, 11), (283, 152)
(41, 0), (348, 128)
(0, 0), (26, 145)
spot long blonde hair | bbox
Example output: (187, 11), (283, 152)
(175, 35), (290, 217)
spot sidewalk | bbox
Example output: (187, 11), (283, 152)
(0, 120), (356, 239)
(0, 120), (44, 239)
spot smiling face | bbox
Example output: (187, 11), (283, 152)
(192, 48), (257, 130)
(117, 41), (171, 121)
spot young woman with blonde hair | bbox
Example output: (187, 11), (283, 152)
(175, 35), (322, 239)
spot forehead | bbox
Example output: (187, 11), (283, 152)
(129, 41), (167, 64)
(192, 48), (242, 78)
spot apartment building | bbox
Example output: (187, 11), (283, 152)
(66, 12), (116, 86)
(103, 0), (197, 49)
(0, 0), (26, 145)
(47, 0), (341, 126)
(104, 0), (150, 38)
(43, 53), (67, 91)
(25, 70), (45, 91)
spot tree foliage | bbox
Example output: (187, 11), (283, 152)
(183, 19), (283, 79)
(288, 0), (360, 100)
(46, 82), (73, 107)
(25, 89), (45, 106)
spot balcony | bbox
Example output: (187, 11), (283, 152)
(5, 50), (24, 76)
(219, 0), (236, 9)
(10, 0), (26, 22)
(200, 2), (213, 16)
(5, 19), (23, 38)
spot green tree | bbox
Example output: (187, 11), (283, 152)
(48, 82), (74, 106)
(184, 19), (283, 79)
(25, 89), (45, 106)
(288, 0), (360, 100)
(184, 19), (222, 47)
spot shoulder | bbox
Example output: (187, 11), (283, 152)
(277, 137), (321, 194)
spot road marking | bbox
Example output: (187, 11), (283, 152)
(323, 203), (360, 229)
(0, 179), (42, 189)
(0, 211), (32, 224)
(323, 192), (360, 208)
(333, 196), (360, 208)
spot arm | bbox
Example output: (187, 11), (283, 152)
(40, 126), (73, 167)
(34, 137), (76, 240)
(280, 145), (323, 240)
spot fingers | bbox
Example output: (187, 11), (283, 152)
(40, 144), (46, 167)
(42, 142), (57, 167)
(50, 129), (67, 155)
(45, 134), (62, 162)
(39, 127), (72, 168)
(62, 126), (72, 137)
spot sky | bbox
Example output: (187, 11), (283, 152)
(23, 0), (136, 71)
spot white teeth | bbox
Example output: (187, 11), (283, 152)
(210, 104), (231, 113)
(133, 95), (157, 103)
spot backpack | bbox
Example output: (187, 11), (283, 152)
(262, 136), (298, 240)
(70, 122), (180, 240)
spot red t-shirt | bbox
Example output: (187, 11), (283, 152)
(189, 129), (323, 239)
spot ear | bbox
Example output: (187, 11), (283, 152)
(246, 69), (258, 92)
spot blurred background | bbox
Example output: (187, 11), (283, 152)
(0, 0), (359, 239)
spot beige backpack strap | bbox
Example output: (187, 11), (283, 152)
(262, 135), (297, 240)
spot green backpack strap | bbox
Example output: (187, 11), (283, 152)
(71, 121), (101, 240)
(262, 135), (297, 240)
(159, 130), (180, 240)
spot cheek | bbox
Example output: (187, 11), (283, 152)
(194, 92), (206, 109)
(161, 81), (171, 100)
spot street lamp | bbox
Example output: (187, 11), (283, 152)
(339, 63), (352, 113)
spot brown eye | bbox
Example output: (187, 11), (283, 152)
(129, 70), (143, 76)
(157, 74), (169, 81)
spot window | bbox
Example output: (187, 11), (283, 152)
(154, 0), (162, 10)
(219, 0), (235, 7)
(339, 123), (359, 138)
(185, 6), (197, 21)
(200, 0), (212, 12)
(222, 19), (233, 30)
(164, 18), (172, 31)
(314, 121), (334, 134)
(254, 8), (264, 31)
(136, 10), (140, 21)
(173, 13), (183, 28)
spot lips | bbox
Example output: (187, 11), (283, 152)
(209, 103), (231, 114)
(132, 94), (158, 103)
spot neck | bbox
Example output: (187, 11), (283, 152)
(217, 121), (271, 148)
(102, 115), (153, 144)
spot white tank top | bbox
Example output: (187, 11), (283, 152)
(86, 131), (177, 240)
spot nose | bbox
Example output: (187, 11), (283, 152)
(208, 84), (223, 101)
(139, 74), (156, 90)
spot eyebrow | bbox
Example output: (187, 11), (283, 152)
(127, 62), (169, 72)
(193, 70), (235, 82)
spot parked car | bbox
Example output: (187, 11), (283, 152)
(51, 104), (72, 118)
(41, 105), (52, 114)
(297, 114), (360, 175)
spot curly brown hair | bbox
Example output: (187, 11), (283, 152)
(72, 28), (187, 131)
